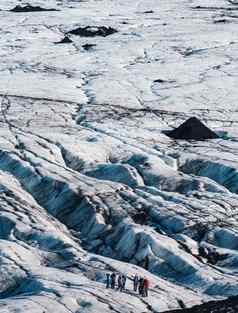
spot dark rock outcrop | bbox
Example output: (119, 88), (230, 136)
(213, 19), (230, 23)
(144, 10), (154, 13)
(10, 5), (59, 12)
(82, 43), (96, 51)
(67, 26), (117, 37)
(164, 295), (238, 313)
(55, 36), (73, 44)
(167, 117), (219, 140)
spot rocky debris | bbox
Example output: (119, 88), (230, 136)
(154, 78), (169, 83)
(67, 26), (118, 37)
(55, 36), (73, 44)
(131, 211), (149, 224)
(167, 117), (219, 140)
(213, 18), (230, 23)
(10, 5), (59, 12)
(198, 246), (228, 265)
(82, 43), (97, 51)
(192, 6), (238, 11)
(164, 295), (238, 313)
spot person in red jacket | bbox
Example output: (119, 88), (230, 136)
(143, 277), (149, 297)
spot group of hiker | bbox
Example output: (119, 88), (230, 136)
(106, 272), (127, 291)
(106, 273), (150, 297)
(133, 274), (149, 297)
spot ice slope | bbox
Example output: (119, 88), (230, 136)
(0, 0), (238, 312)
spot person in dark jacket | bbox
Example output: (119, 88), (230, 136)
(111, 272), (116, 289)
(117, 274), (123, 292)
(138, 277), (144, 296)
(144, 255), (149, 270)
(121, 275), (127, 290)
(133, 274), (139, 292)
(106, 273), (110, 288)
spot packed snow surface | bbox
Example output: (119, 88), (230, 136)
(0, 0), (238, 312)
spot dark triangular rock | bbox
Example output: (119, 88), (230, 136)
(167, 117), (219, 140)
(55, 36), (73, 44)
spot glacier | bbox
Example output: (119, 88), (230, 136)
(0, 0), (238, 312)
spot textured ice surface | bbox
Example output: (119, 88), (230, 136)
(0, 0), (238, 312)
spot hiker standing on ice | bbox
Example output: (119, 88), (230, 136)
(133, 274), (139, 292)
(122, 274), (127, 290)
(117, 274), (123, 292)
(138, 277), (144, 296)
(111, 272), (116, 289)
(106, 273), (110, 288)
(143, 277), (149, 297)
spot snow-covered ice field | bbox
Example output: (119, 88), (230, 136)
(0, 0), (238, 312)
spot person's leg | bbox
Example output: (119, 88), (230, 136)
(142, 287), (145, 297)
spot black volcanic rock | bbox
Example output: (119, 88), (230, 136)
(167, 117), (219, 140)
(213, 18), (229, 23)
(10, 5), (59, 12)
(82, 43), (96, 51)
(154, 78), (167, 83)
(144, 10), (154, 13)
(164, 295), (238, 313)
(55, 36), (73, 44)
(67, 26), (117, 37)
